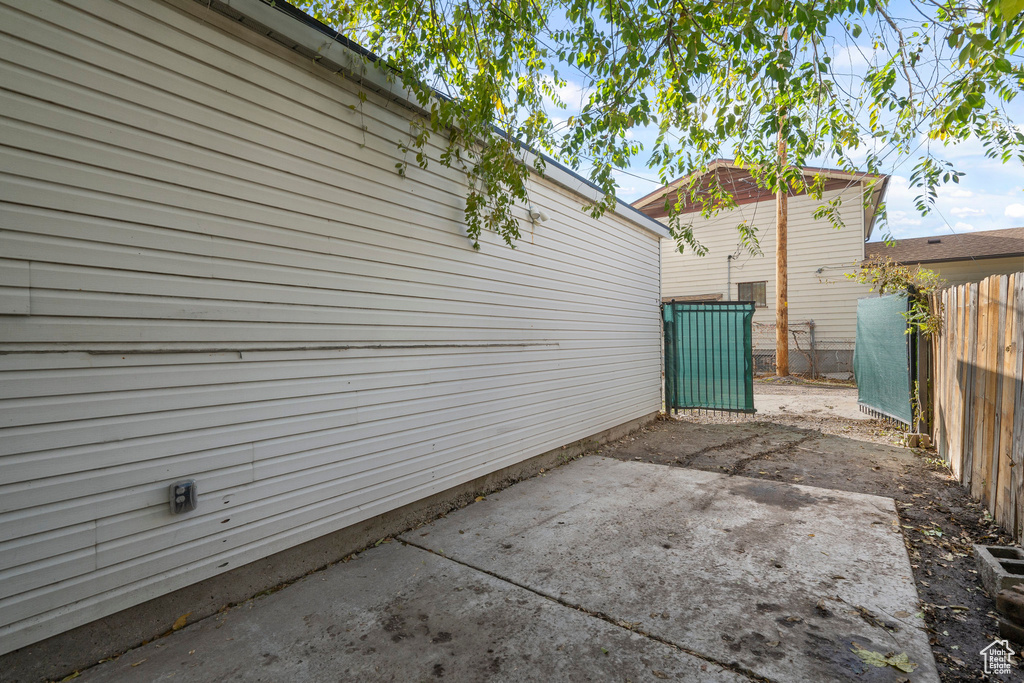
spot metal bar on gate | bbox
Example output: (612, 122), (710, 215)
(678, 306), (684, 409)
(735, 306), (741, 410)
(719, 307), (724, 410)
(749, 304), (756, 409)
(703, 304), (709, 409)
(730, 308), (735, 410)
(663, 304), (673, 411)
(706, 305), (712, 409)
(689, 304), (695, 408)
(720, 307), (727, 410)
(708, 305), (713, 409)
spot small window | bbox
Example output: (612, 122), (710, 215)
(737, 281), (767, 308)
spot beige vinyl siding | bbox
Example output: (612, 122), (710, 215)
(0, 0), (662, 654)
(910, 256), (1024, 287)
(661, 188), (873, 341)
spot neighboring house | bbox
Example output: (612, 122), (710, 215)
(866, 227), (1024, 285)
(0, 0), (668, 667)
(633, 160), (889, 374)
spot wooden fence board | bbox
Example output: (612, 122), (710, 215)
(931, 272), (1023, 543)
(984, 276), (1000, 514)
(949, 287), (960, 476)
(1014, 275), (1024, 541)
(951, 286), (964, 479)
(993, 276), (1009, 525)
(967, 282), (980, 496)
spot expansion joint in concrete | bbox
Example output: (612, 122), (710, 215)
(399, 539), (777, 683)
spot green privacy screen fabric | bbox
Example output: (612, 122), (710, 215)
(663, 301), (755, 412)
(854, 294), (913, 424)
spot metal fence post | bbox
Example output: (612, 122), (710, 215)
(809, 320), (816, 378)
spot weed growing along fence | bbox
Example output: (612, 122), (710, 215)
(930, 273), (1023, 542)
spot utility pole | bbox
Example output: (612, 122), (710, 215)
(775, 29), (789, 377)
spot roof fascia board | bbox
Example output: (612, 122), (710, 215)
(633, 161), (888, 210)
(863, 175), (889, 241)
(217, 0), (424, 109)
(632, 160), (732, 210)
(215, 0), (670, 238)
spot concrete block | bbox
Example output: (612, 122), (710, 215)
(997, 588), (1024, 624)
(975, 545), (1024, 596)
(999, 618), (1024, 646)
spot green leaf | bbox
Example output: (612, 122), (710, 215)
(1002, 0), (1024, 20)
(851, 644), (918, 673)
(302, 0), (1024, 251)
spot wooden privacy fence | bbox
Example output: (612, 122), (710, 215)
(930, 273), (1024, 541)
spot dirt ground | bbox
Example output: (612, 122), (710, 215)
(599, 380), (1019, 682)
(677, 376), (910, 447)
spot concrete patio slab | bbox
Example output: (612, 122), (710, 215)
(75, 456), (936, 683)
(77, 540), (745, 683)
(401, 457), (938, 682)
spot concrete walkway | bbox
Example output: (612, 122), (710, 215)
(753, 382), (869, 422)
(79, 457), (937, 682)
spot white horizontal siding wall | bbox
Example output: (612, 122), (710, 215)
(661, 188), (873, 341)
(0, 0), (662, 654)
(913, 256), (1024, 287)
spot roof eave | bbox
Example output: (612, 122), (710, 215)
(633, 160), (891, 216)
(863, 175), (890, 242)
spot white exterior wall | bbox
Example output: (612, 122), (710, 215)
(661, 188), (874, 341)
(913, 256), (1024, 287)
(0, 0), (662, 654)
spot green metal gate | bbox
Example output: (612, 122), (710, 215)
(663, 301), (756, 413)
(854, 294), (914, 424)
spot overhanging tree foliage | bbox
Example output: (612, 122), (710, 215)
(301, 0), (1024, 251)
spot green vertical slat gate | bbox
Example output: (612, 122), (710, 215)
(854, 293), (914, 425)
(663, 301), (756, 413)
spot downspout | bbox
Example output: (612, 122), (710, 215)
(727, 254), (734, 300)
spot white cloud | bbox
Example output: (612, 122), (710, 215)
(888, 224), (916, 237)
(831, 44), (877, 70)
(883, 176), (915, 203)
(843, 134), (883, 163)
(937, 186), (974, 199)
(611, 167), (666, 203)
(950, 206), (985, 218)
(1005, 203), (1024, 218)
(540, 75), (586, 111)
(888, 210), (921, 227)
(953, 221), (978, 232)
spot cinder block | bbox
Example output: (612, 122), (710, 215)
(996, 589), (1024, 624)
(1000, 618), (1024, 646)
(974, 545), (1024, 597)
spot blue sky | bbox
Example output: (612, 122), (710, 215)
(606, 127), (1024, 242)
(532, 3), (1024, 243)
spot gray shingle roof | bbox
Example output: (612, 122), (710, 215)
(865, 228), (1024, 264)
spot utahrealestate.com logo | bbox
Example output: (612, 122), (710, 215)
(980, 639), (1016, 675)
